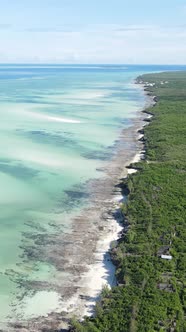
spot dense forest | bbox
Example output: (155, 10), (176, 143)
(70, 72), (186, 332)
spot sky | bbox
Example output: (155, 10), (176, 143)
(0, 0), (186, 64)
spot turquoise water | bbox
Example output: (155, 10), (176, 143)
(0, 64), (184, 326)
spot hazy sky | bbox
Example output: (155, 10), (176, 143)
(0, 0), (186, 64)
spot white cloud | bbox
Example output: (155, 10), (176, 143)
(0, 24), (185, 64)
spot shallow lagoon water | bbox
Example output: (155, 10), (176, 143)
(0, 64), (184, 327)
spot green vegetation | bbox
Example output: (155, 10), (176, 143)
(70, 72), (186, 332)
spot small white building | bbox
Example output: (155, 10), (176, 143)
(161, 255), (172, 260)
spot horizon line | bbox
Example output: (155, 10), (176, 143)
(0, 63), (186, 66)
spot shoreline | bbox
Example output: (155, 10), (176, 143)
(72, 70), (186, 331)
(10, 81), (155, 332)
(61, 82), (156, 325)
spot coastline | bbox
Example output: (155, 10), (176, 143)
(60, 81), (157, 326)
(72, 70), (186, 331)
(10, 80), (155, 332)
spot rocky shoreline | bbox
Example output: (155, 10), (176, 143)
(9, 82), (156, 332)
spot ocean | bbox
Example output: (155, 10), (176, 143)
(0, 64), (185, 328)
